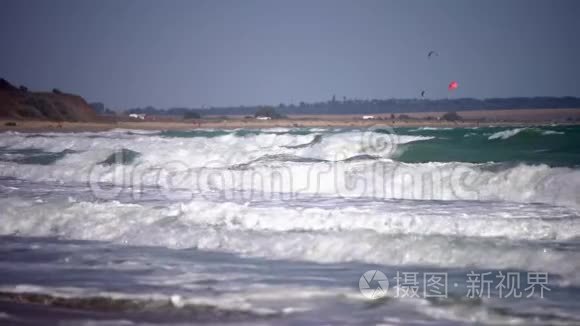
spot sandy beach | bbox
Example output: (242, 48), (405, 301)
(1, 108), (579, 132)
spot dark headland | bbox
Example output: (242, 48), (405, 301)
(0, 78), (96, 122)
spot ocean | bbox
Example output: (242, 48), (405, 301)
(0, 125), (579, 325)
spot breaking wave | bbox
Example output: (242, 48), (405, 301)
(488, 128), (526, 140)
(1, 196), (579, 282)
(0, 129), (578, 208)
(489, 127), (566, 140)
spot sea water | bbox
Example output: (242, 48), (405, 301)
(0, 126), (579, 325)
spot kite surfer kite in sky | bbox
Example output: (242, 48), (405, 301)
(448, 81), (459, 91)
(421, 50), (459, 97)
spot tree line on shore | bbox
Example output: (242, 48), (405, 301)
(124, 97), (580, 119)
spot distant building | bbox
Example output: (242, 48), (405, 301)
(256, 116), (271, 120)
(362, 115), (375, 120)
(129, 113), (146, 120)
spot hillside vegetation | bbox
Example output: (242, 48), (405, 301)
(0, 78), (96, 121)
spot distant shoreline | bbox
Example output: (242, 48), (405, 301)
(1, 108), (579, 133)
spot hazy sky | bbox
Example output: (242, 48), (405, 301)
(1, 0), (579, 109)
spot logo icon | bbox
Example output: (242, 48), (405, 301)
(359, 270), (389, 299)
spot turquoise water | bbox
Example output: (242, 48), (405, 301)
(392, 126), (580, 167)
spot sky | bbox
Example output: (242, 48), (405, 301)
(1, 0), (579, 109)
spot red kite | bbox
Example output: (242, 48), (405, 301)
(448, 81), (458, 91)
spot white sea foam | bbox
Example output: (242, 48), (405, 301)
(296, 131), (433, 160)
(488, 127), (565, 140)
(410, 127), (453, 131)
(1, 127), (578, 324)
(0, 133), (578, 208)
(161, 162), (577, 208)
(488, 128), (526, 140)
(0, 129), (432, 180)
(541, 130), (565, 135)
(1, 197), (579, 283)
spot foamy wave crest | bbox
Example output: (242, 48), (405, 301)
(1, 197), (579, 283)
(1, 158), (579, 208)
(0, 130), (316, 167)
(542, 130), (565, 135)
(488, 127), (565, 140)
(1, 130), (578, 208)
(298, 131), (433, 161)
(410, 127), (453, 131)
(488, 128), (526, 140)
(186, 162), (580, 208)
(0, 128), (429, 171)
